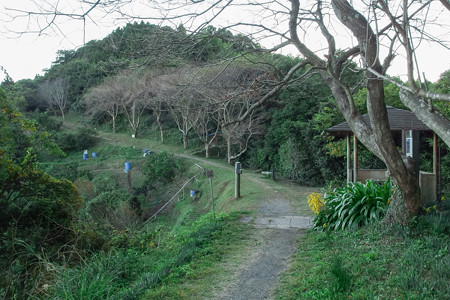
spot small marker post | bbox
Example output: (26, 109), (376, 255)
(235, 162), (242, 198)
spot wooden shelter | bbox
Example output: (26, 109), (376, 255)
(327, 106), (440, 203)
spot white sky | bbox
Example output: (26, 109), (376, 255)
(1, 0), (449, 83)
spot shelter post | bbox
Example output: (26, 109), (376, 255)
(353, 135), (358, 182)
(347, 134), (352, 183)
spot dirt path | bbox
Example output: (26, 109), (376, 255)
(213, 187), (313, 300)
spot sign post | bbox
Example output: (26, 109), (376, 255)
(235, 162), (242, 198)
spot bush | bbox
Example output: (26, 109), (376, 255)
(142, 151), (182, 186)
(56, 127), (98, 152)
(92, 172), (119, 194)
(312, 179), (393, 230)
(30, 111), (64, 131)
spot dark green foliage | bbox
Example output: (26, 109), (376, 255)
(313, 179), (393, 230)
(245, 67), (346, 185)
(142, 151), (182, 186)
(434, 69), (450, 95)
(42, 22), (250, 108)
(56, 127), (98, 152)
(32, 111), (63, 131)
(92, 171), (119, 194)
(41, 161), (85, 182)
(0, 89), (82, 299)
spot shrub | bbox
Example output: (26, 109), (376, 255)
(313, 179), (392, 230)
(30, 111), (64, 131)
(92, 172), (119, 194)
(142, 151), (182, 186)
(56, 127), (98, 152)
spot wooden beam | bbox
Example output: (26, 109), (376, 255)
(353, 135), (358, 182)
(347, 134), (352, 183)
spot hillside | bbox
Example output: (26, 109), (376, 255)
(1, 20), (449, 299)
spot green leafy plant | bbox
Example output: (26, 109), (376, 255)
(142, 150), (182, 186)
(56, 127), (98, 152)
(313, 179), (393, 230)
(330, 256), (352, 293)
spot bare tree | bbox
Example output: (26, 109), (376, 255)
(191, 97), (221, 159)
(145, 72), (170, 144)
(150, 96), (166, 144)
(220, 98), (264, 164)
(37, 78), (69, 119)
(120, 72), (153, 138)
(156, 68), (204, 149)
(82, 76), (124, 133)
(208, 64), (270, 164)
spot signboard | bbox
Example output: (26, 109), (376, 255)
(405, 130), (413, 157)
(235, 162), (242, 174)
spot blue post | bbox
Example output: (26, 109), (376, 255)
(124, 161), (131, 173)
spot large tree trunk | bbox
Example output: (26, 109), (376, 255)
(365, 72), (421, 217)
(330, 0), (421, 217)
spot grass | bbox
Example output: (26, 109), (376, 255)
(50, 212), (254, 300)
(274, 212), (450, 299)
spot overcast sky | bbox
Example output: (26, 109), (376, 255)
(1, 1), (449, 83)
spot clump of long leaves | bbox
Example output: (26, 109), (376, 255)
(313, 179), (392, 230)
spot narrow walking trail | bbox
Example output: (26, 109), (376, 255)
(215, 192), (314, 300)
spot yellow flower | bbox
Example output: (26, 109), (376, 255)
(426, 207), (430, 213)
(433, 205), (437, 210)
(307, 193), (324, 215)
(323, 223), (327, 227)
(441, 196), (445, 202)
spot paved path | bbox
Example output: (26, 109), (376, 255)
(241, 215), (313, 229)
(216, 194), (312, 300)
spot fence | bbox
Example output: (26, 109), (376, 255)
(144, 172), (202, 224)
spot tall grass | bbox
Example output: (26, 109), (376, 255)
(50, 212), (235, 299)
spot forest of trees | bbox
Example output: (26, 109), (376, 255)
(1, 18), (450, 298)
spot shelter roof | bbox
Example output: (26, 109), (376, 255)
(327, 106), (432, 134)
